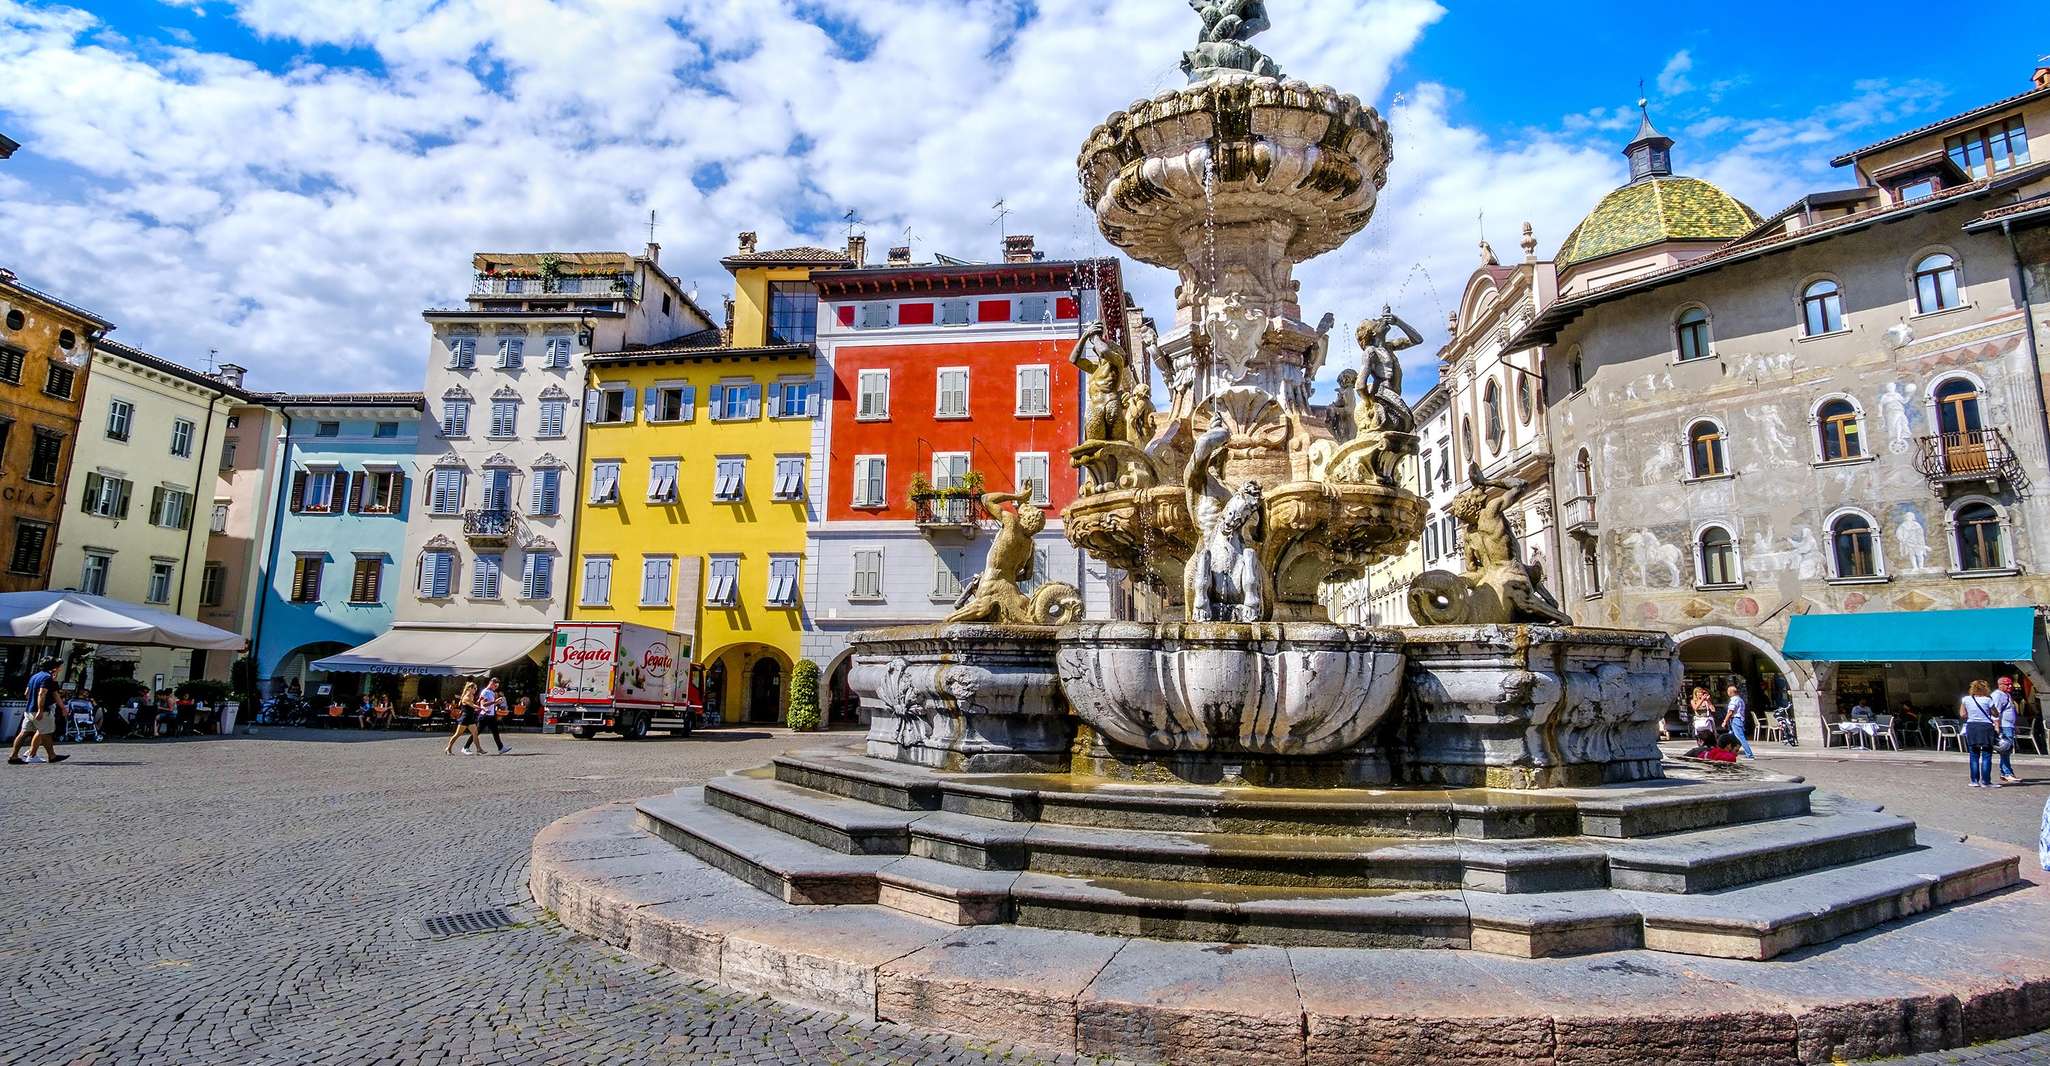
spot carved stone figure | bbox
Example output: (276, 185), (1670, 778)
(1896, 509), (1932, 572)
(1356, 305), (1417, 434)
(1180, 0), (1281, 81)
(1409, 464), (1572, 625)
(1071, 322), (1130, 447)
(1204, 292), (1268, 383)
(1181, 414), (1269, 621)
(945, 492), (1083, 625)
(1328, 368), (1359, 444)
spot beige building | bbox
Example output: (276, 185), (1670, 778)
(1514, 70), (2050, 740)
(54, 340), (247, 689)
(198, 380), (280, 681)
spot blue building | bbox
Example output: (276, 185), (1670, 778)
(252, 393), (424, 699)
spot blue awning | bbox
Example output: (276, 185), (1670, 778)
(1782, 606), (2042, 663)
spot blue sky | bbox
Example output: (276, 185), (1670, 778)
(0, 0), (2041, 395)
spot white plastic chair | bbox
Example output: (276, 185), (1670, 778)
(1931, 718), (1963, 752)
(1871, 714), (1900, 750)
(2018, 717), (2044, 755)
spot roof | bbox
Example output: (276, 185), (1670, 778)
(0, 270), (114, 329)
(93, 339), (254, 400)
(421, 309), (624, 320)
(813, 257), (1118, 298)
(258, 391), (425, 409)
(1964, 192), (2050, 232)
(0, 134), (17, 159)
(619, 326), (722, 352)
(1555, 176), (1762, 269)
(583, 342), (812, 366)
(471, 251), (636, 274)
(1511, 158), (2050, 350)
(1830, 83), (2050, 168)
(719, 246), (852, 269)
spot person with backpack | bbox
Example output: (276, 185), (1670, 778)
(1961, 679), (2000, 788)
(8, 657), (69, 765)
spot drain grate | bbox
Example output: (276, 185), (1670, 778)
(422, 907), (517, 937)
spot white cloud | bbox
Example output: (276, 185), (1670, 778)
(1657, 50), (1693, 97)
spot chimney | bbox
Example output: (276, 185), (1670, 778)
(2035, 62), (2050, 91)
(213, 363), (247, 389)
(737, 231), (758, 254)
(644, 241), (661, 265)
(1003, 233), (1036, 263)
(887, 245), (912, 266)
(847, 234), (867, 267)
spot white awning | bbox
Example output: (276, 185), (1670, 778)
(0, 591), (247, 651)
(311, 627), (545, 676)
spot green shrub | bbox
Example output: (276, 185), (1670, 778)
(787, 659), (821, 731)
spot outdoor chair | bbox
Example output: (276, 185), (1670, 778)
(1870, 714), (1901, 750)
(2018, 717), (2044, 755)
(1756, 717), (1786, 744)
(1931, 718), (1963, 752)
(1825, 720), (1863, 748)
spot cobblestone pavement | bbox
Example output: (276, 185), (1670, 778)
(1745, 748), (2049, 851)
(3, 728), (2044, 1065)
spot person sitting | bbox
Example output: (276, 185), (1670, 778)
(1849, 697), (1874, 721)
(1702, 736), (1741, 763)
(1681, 728), (1718, 759)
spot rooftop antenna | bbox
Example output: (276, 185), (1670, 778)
(992, 198), (1011, 238)
(646, 209), (658, 244)
(207, 347), (218, 374)
(1637, 78), (1648, 116)
(842, 208), (861, 243)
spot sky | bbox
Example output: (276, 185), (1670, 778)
(0, 0), (2041, 399)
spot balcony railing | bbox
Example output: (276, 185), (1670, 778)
(462, 508), (517, 544)
(1562, 494), (1598, 536)
(470, 274), (635, 298)
(1914, 429), (2030, 494)
(911, 492), (985, 539)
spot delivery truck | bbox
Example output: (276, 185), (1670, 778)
(544, 621), (702, 739)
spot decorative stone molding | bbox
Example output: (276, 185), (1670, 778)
(849, 624), (1074, 773)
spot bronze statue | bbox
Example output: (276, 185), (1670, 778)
(1182, 0), (1282, 80)
(1409, 463), (1572, 626)
(946, 491), (1084, 625)
(1356, 304), (1419, 434)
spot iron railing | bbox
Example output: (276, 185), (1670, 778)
(1914, 429), (2029, 493)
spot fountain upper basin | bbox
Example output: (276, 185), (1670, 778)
(1054, 621), (1404, 757)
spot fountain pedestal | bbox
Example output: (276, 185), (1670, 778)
(849, 624), (1074, 774)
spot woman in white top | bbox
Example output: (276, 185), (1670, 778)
(1961, 679), (2000, 788)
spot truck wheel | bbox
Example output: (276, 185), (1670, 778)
(570, 728), (593, 740)
(622, 715), (648, 740)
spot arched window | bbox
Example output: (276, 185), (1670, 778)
(1687, 420), (1726, 478)
(1568, 350), (1585, 392)
(1801, 279), (1844, 336)
(1579, 541), (1603, 597)
(1573, 448), (1595, 497)
(1913, 253), (1960, 314)
(1933, 376), (1983, 436)
(1483, 381), (1504, 452)
(1817, 398), (1862, 461)
(1829, 512), (1881, 578)
(1954, 502), (2006, 572)
(1697, 526), (1740, 586)
(1461, 417), (1476, 463)
(1676, 307), (1711, 360)
(1516, 373), (1534, 424)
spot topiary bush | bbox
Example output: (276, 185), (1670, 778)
(787, 659), (821, 731)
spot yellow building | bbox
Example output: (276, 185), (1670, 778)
(569, 234), (848, 723)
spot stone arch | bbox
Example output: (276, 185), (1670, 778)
(700, 641), (793, 724)
(1672, 623), (1828, 740)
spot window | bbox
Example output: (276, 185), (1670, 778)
(170, 418), (195, 457)
(543, 337), (572, 368)
(1817, 399), (1862, 461)
(539, 399), (567, 437)
(713, 457), (746, 501)
(648, 459), (679, 503)
(591, 387), (631, 424)
(854, 302), (891, 329)
(529, 467), (561, 515)
(1675, 307), (1711, 360)
(0, 309), (16, 331)
(1686, 420), (1726, 478)
(27, 429), (62, 484)
(470, 553), (502, 599)
(8, 520), (49, 576)
(81, 472), (132, 518)
(772, 379), (812, 418)
(588, 461), (621, 504)
(496, 337), (524, 369)
(521, 552), (555, 600)
(445, 336), (477, 368)
(932, 552), (962, 599)
(1913, 253), (1960, 314)
(1015, 294), (1052, 323)
(710, 380), (756, 421)
(374, 421), (399, 438)
(106, 399), (134, 442)
(857, 370), (889, 419)
(80, 552), (111, 596)
(480, 468), (513, 512)
(1829, 513), (1881, 579)
(289, 556), (322, 603)
(1482, 380), (1503, 453)
(1016, 452), (1051, 505)
(936, 367), (969, 418)
(931, 453), (970, 492)
(360, 470), (401, 514)
(418, 550), (455, 598)
(1934, 377), (1983, 438)
(662, 293), (672, 315)
(851, 549), (883, 599)
(938, 298), (973, 326)
(43, 363), (74, 399)
(1954, 502), (2006, 572)
(1897, 178), (1936, 202)
(1696, 527), (1740, 587)
(1016, 364), (1051, 415)
(1801, 279), (1843, 336)
(0, 345), (22, 383)
(853, 456), (886, 507)
(489, 400), (517, 438)
(651, 383), (694, 422)
(1568, 351), (1585, 393)
(200, 562), (227, 607)
(349, 557), (383, 604)
(220, 437), (238, 469)
(1516, 373), (1534, 424)
(296, 468), (339, 514)
(706, 556), (739, 606)
(1460, 418), (1474, 463)
(1945, 115), (2029, 179)
(441, 399), (471, 437)
(767, 281), (818, 345)
(580, 557), (612, 606)
(641, 556), (673, 606)
(313, 421), (340, 438)
(767, 555), (799, 606)
(429, 467), (465, 514)
(1579, 541), (1603, 597)
(773, 456), (805, 500)
(57, 329), (75, 351)
(149, 487), (194, 530)
(147, 560), (176, 604)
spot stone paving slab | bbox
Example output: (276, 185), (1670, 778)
(878, 925), (1130, 1053)
(1075, 941), (1304, 1066)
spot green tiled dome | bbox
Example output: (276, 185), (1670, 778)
(1556, 177), (1762, 268)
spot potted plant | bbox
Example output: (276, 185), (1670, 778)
(787, 660), (821, 732)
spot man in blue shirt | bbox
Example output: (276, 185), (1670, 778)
(1722, 684), (1755, 759)
(1995, 676), (2021, 784)
(8, 657), (69, 765)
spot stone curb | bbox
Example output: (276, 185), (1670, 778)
(533, 803), (2050, 1065)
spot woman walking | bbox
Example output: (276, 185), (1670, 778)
(476, 678), (511, 755)
(444, 682), (482, 756)
(1961, 679), (2000, 788)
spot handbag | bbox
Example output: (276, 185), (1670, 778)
(1997, 731), (2016, 754)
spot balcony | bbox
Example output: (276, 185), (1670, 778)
(462, 509), (517, 546)
(1914, 429), (2030, 495)
(1562, 494), (1598, 538)
(911, 492), (985, 540)
(471, 273), (635, 298)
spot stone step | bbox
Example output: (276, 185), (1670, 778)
(1464, 889), (1646, 958)
(1604, 810), (1920, 893)
(1622, 831), (2021, 960)
(1567, 779), (1815, 837)
(771, 750), (945, 811)
(703, 774), (917, 855)
(634, 788), (889, 906)
(1006, 871), (1473, 950)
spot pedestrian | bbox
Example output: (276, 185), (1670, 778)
(476, 678), (510, 755)
(1995, 675), (2021, 783)
(444, 682), (481, 756)
(1688, 686), (1714, 740)
(1722, 684), (1755, 759)
(1961, 680), (2000, 788)
(7, 657), (69, 765)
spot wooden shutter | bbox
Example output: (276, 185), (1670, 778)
(148, 486), (165, 526)
(344, 472), (361, 514)
(82, 472), (99, 511)
(680, 384), (696, 422)
(290, 470), (307, 514)
(114, 480), (131, 519)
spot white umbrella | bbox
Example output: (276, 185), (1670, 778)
(0, 591), (245, 651)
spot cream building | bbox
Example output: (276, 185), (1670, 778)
(54, 340), (246, 689)
(198, 377), (281, 681)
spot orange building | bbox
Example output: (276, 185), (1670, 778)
(0, 269), (107, 595)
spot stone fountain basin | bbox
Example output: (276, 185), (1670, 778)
(1054, 621), (1404, 756)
